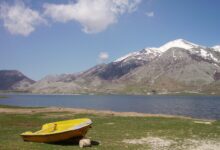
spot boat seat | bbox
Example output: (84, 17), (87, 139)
(37, 123), (57, 133)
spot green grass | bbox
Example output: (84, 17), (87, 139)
(0, 110), (220, 150)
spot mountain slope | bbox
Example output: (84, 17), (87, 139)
(120, 48), (220, 93)
(0, 70), (35, 90)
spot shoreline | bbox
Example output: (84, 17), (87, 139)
(0, 106), (216, 121)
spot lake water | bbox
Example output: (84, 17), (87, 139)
(0, 94), (220, 119)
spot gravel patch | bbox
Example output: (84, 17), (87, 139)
(181, 139), (220, 150)
(123, 137), (220, 150)
(123, 137), (175, 149)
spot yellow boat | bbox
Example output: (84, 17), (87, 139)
(21, 118), (92, 143)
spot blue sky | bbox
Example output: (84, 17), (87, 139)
(0, 0), (220, 80)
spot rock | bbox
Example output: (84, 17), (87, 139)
(79, 138), (91, 148)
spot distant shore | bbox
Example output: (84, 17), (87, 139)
(0, 95), (7, 98)
(1, 91), (220, 96)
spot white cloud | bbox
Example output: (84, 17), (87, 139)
(0, 1), (46, 36)
(99, 52), (109, 62)
(145, 11), (154, 17)
(0, 0), (142, 36)
(43, 0), (142, 33)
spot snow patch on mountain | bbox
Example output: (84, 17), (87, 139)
(158, 39), (199, 52)
(114, 52), (139, 62)
(199, 49), (219, 63)
(114, 47), (161, 63)
(213, 45), (220, 52)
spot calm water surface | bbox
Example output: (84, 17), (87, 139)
(0, 94), (220, 119)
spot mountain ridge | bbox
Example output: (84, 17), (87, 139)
(27, 39), (220, 95)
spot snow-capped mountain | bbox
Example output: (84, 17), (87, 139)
(28, 39), (220, 95)
(115, 39), (220, 64)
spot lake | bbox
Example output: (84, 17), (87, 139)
(0, 94), (220, 119)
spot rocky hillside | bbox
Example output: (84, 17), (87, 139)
(0, 70), (35, 90)
(28, 39), (220, 95)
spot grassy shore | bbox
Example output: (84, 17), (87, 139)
(0, 106), (219, 150)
